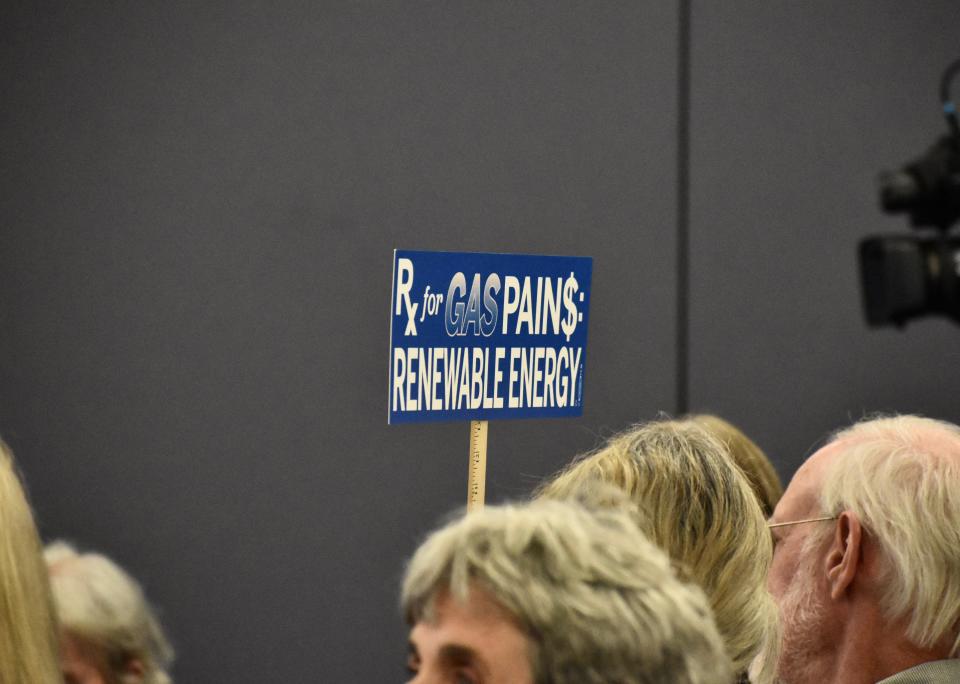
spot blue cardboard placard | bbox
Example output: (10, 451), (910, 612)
(388, 250), (592, 424)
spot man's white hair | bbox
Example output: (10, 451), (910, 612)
(822, 414), (960, 655)
(402, 498), (734, 684)
(45, 541), (174, 684)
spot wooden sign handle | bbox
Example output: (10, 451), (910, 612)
(467, 420), (488, 511)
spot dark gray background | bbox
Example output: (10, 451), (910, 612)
(1, 2), (957, 682)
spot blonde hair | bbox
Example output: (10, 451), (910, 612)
(45, 541), (174, 684)
(0, 439), (61, 684)
(822, 414), (960, 655)
(537, 420), (779, 684)
(688, 414), (783, 517)
(402, 498), (733, 684)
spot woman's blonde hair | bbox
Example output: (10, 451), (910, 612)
(45, 541), (174, 684)
(537, 420), (779, 684)
(687, 414), (783, 517)
(0, 438), (61, 683)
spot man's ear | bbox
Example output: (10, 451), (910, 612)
(825, 511), (862, 600)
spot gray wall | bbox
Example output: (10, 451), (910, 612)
(689, 2), (960, 467)
(0, 2), (957, 682)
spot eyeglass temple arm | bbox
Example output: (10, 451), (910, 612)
(767, 515), (838, 529)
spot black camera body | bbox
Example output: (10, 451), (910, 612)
(859, 232), (960, 327)
(860, 100), (960, 327)
(878, 135), (960, 229)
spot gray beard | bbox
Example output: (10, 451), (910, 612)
(776, 557), (830, 684)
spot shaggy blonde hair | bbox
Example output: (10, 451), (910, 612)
(821, 414), (960, 655)
(0, 439), (61, 683)
(537, 420), (779, 684)
(687, 414), (783, 517)
(402, 498), (733, 684)
(45, 541), (174, 684)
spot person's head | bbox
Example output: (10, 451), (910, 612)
(402, 498), (733, 684)
(45, 541), (174, 684)
(0, 438), (61, 683)
(769, 414), (960, 684)
(537, 419), (779, 683)
(686, 414), (783, 517)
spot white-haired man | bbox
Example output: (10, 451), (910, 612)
(45, 542), (174, 684)
(769, 415), (960, 684)
(402, 497), (733, 684)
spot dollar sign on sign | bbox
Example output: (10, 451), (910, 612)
(561, 272), (579, 342)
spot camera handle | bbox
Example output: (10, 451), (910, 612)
(939, 58), (960, 145)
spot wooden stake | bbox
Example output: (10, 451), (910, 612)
(467, 420), (488, 511)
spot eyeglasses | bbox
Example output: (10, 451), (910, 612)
(767, 515), (837, 551)
(767, 515), (838, 529)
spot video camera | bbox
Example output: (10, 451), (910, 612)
(859, 58), (960, 327)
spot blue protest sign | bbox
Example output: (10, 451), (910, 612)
(388, 250), (592, 424)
